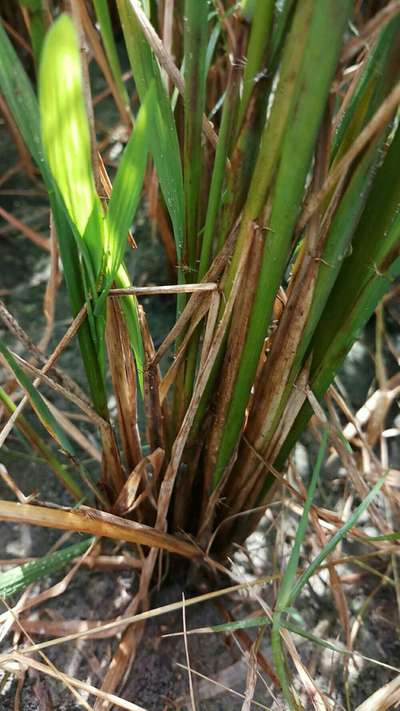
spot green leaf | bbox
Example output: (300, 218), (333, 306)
(0, 538), (94, 599)
(213, 0), (352, 485)
(101, 86), (153, 298)
(0, 341), (75, 457)
(277, 430), (328, 611)
(183, 0), (209, 272)
(288, 475), (387, 605)
(0, 387), (83, 500)
(116, 0), (185, 266)
(39, 14), (104, 284)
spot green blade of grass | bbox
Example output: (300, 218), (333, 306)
(276, 430), (329, 612)
(332, 13), (400, 162)
(237, 0), (274, 129)
(276, 123), (400, 467)
(213, 0), (352, 485)
(39, 14), (104, 287)
(0, 341), (75, 457)
(101, 85), (154, 301)
(0, 387), (83, 501)
(288, 475), (387, 605)
(183, 0), (208, 272)
(0, 24), (109, 417)
(0, 537), (94, 599)
(198, 68), (240, 279)
(117, 0), (184, 268)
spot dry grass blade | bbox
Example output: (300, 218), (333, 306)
(176, 663), (270, 710)
(113, 448), (164, 515)
(40, 214), (61, 351)
(341, 1), (400, 62)
(109, 283), (217, 296)
(0, 299), (88, 404)
(241, 641), (259, 711)
(282, 629), (331, 711)
(0, 501), (199, 558)
(0, 304), (87, 449)
(182, 593), (197, 711)
(4, 576), (276, 656)
(355, 674), (400, 710)
(11, 353), (106, 432)
(2, 653), (147, 711)
(0, 206), (49, 251)
(4, 601), (94, 710)
(0, 463), (33, 504)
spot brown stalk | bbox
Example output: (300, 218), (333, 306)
(0, 304), (87, 449)
(153, 223), (239, 365)
(201, 221), (265, 498)
(0, 94), (36, 180)
(0, 500), (199, 558)
(139, 306), (166, 454)
(106, 298), (142, 471)
(113, 448), (164, 516)
(198, 290), (221, 376)
(39, 214), (61, 351)
(298, 81), (400, 232)
(0, 206), (49, 251)
(77, 0), (131, 126)
(0, 300), (87, 403)
(159, 295), (210, 404)
(153, 224), (251, 540)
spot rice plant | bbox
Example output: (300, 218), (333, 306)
(0, 0), (399, 704)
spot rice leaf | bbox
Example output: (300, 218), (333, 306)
(0, 387), (83, 500)
(0, 537), (94, 599)
(101, 85), (154, 300)
(288, 475), (387, 605)
(39, 14), (104, 287)
(213, 0), (352, 485)
(117, 0), (185, 266)
(276, 430), (328, 611)
(0, 341), (75, 457)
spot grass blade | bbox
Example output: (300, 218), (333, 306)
(0, 341), (75, 457)
(0, 538), (94, 599)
